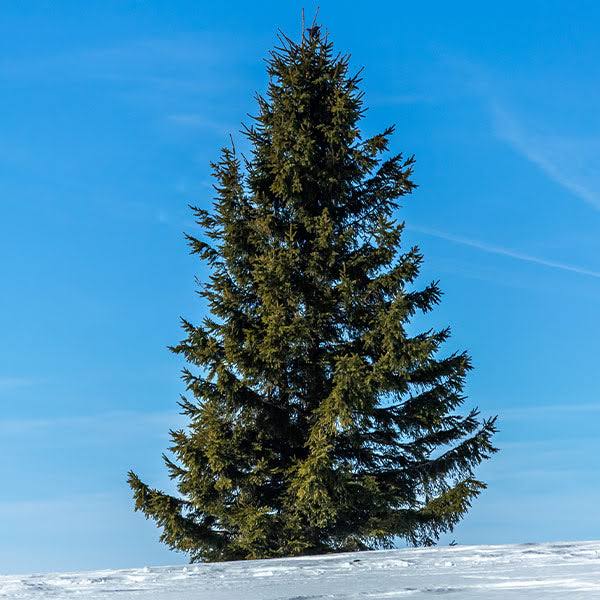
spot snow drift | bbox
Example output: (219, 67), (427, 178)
(3, 540), (600, 599)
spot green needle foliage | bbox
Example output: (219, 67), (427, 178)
(128, 25), (498, 562)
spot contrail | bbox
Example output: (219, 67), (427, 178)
(410, 225), (600, 279)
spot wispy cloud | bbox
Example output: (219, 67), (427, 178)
(411, 225), (600, 279)
(371, 93), (435, 107)
(502, 403), (600, 420)
(440, 53), (600, 211)
(492, 105), (600, 211)
(0, 410), (185, 437)
(0, 37), (232, 84)
(0, 376), (34, 389)
(166, 113), (234, 135)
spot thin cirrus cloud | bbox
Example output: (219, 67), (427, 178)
(166, 113), (235, 135)
(410, 225), (600, 279)
(0, 376), (34, 389)
(0, 37), (244, 110)
(0, 38), (230, 83)
(0, 410), (184, 437)
(491, 104), (600, 211)
(441, 53), (600, 212)
(501, 402), (600, 420)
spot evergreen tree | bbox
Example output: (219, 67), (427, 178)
(128, 25), (497, 562)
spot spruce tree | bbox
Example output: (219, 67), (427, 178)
(128, 25), (497, 562)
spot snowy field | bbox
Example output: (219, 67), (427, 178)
(3, 541), (600, 599)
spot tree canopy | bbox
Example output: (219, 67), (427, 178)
(128, 25), (497, 562)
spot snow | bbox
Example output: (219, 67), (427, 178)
(3, 541), (600, 599)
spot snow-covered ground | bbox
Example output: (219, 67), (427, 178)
(3, 541), (600, 599)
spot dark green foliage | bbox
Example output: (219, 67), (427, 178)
(128, 26), (497, 562)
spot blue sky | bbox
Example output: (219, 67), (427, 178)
(1, 1), (599, 574)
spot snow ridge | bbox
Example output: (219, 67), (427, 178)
(3, 541), (600, 599)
